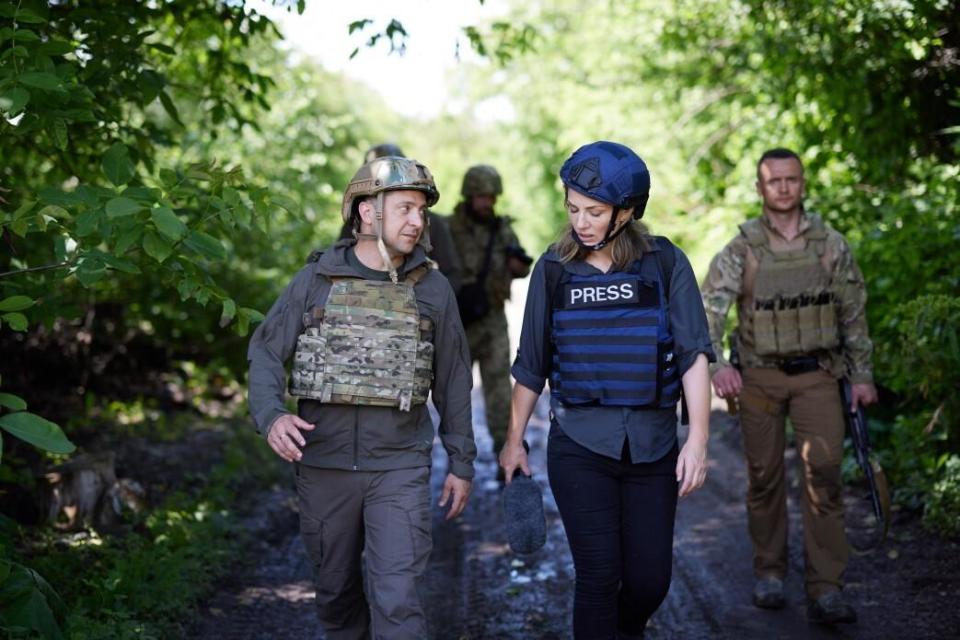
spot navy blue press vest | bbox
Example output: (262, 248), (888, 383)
(548, 255), (680, 408)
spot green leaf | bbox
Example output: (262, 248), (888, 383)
(159, 168), (179, 188)
(37, 204), (69, 220)
(75, 209), (101, 237)
(158, 90), (183, 126)
(12, 29), (39, 42)
(219, 298), (236, 327)
(236, 307), (265, 336)
(10, 218), (29, 237)
(102, 254), (140, 275)
(12, 8), (46, 24)
(0, 393), (27, 411)
(52, 118), (68, 150)
(0, 86), (29, 115)
(114, 226), (142, 254)
(184, 231), (226, 260)
(1, 312), (28, 331)
(142, 232), (173, 263)
(271, 194), (299, 214)
(37, 39), (75, 56)
(18, 72), (62, 91)
(105, 197), (142, 218)
(13, 200), (35, 219)
(102, 143), (135, 186)
(75, 257), (106, 287)
(0, 295), (34, 312)
(151, 206), (187, 241)
(0, 412), (74, 454)
(177, 276), (199, 301)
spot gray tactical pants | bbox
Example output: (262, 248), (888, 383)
(297, 465), (432, 640)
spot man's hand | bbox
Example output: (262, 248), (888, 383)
(438, 473), (472, 520)
(266, 414), (315, 462)
(711, 365), (743, 399)
(850, 382), (879, 411)
(498, 440), (531, 484)
(676, 435), (708, 498)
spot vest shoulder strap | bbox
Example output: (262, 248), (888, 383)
(739, 217), (768, 248)
(650, 236), (675, 299)
(403, 263), (432, 285)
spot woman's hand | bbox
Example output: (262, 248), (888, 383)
(498, 440), (531, 484)
(676, 436), (708, 497)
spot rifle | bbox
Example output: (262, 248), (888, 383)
(839, 378), (891, 550)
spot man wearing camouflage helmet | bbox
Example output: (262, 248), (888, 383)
(700, 148), (877, 625)
(448, 164), (532, 470)
(339, 143), (464, 293)
(247, 156), (476, 638)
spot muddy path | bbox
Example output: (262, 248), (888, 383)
(191, 388), (960, 639)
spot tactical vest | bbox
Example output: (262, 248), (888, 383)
(289, 267), (434, 411)
(548, 256), (680, 408)
(741, 216), (840, 357)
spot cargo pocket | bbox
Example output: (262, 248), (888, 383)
(402, 504), (433, 572)
(299, 513), (324, 565)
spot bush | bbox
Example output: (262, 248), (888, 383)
(924, 455), (960, 538)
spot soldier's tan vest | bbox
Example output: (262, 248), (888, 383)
(289, 267), (434, 411)
(741, 216), (840, 356)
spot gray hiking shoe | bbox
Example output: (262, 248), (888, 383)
(753, 577), (785, 609)
(808, 591), (857, 624)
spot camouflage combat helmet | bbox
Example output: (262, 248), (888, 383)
(364, 143), (404, 163)
(341, 156), (440, 225)
(461, 164), (503, 197)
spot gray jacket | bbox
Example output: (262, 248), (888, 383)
(247, 240), (476, 479)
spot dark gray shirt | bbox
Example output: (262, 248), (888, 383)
(511, 241), (715, 463)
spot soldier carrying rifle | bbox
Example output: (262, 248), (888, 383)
(700, 148), (878, 625)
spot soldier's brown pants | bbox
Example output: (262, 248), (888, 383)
(296, 465), (432, 640)
(466, 307), (512, 453)
(739, 367), (848, 599)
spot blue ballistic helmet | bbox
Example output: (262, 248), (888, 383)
(559, 141), (650, 220)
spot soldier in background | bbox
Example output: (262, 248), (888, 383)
(248, 156), (476, 638)
(701, 148), (878, 625)
(448, 165), (532, 469)
(339, 143), (464, 293)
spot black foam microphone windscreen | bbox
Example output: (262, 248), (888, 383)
(502, 474), (546, 554)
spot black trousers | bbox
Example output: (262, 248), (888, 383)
(548, 426), (679, 639)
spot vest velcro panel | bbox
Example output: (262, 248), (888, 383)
(549, 260), (679, 408)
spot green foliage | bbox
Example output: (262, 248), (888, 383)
(22, 424), (283, 638)
(0, 558), (68, 639)
(924, 455), (960, 537)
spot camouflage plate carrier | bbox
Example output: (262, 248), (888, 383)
(290, 267), (434, 411)
(742, 215), (840, 356)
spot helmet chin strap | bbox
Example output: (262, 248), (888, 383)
(572, 207), (629, 251)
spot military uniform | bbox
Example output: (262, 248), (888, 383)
(448, 201), (526, 454)
(249, 156), (476, 640)
(701, 211), (873, 599)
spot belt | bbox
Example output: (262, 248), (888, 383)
(776, 356), (821, 376)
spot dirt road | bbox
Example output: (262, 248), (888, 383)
(191, 386), (960, 639)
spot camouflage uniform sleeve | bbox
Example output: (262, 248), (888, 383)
(829, 233), (874, 384)
(246, 265), (314, 438)
(699, 236), (747, 374)
(430, 280), (477, 479)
